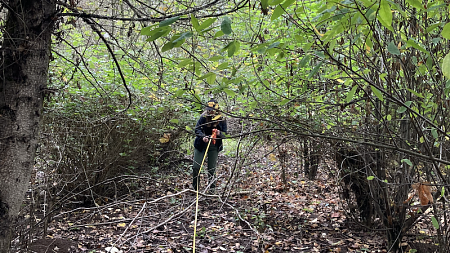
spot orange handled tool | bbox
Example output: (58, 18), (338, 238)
(211, 129), (218, 144)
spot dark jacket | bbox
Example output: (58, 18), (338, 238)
(193, 113), (227, 152)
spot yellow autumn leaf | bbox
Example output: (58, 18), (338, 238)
(365, 43), (371, 53)
(159, 133), (170, 143)
(212, 114), (222, 121)
(117, 223), (126, 227)
(312, 24), (323, 36)
(268, 153), (277, 162)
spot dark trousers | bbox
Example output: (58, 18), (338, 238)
(192, 145), (218, 191)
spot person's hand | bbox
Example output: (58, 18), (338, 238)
(203, 136), (209, 143)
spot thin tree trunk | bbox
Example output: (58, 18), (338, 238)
(0, 1), (55, 252)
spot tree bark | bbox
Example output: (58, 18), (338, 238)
(0, 0), (55, 252)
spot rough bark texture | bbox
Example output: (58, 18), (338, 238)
(0, 0), (55, 252)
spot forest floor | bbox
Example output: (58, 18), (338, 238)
(20, 147), (438, 253)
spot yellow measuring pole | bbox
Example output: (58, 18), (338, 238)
(192, 138), (212, 253)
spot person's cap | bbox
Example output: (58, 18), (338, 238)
(206, 99), (219, 111)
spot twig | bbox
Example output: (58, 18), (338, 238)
(220, 199), (260, 237)
(113, 202), (147, 247)
(221, 122), (245, 201)
(120, 200), (197, 246)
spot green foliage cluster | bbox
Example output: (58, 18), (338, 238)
(33, 0), (450, 250)
(136, 0), (450, 250)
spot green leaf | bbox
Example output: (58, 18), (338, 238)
(346, 85), (358, 103)
(426, 22), (442, 33)
(191, 14), (200, 31)
(431, 216), (439, 230)
(261, 0), (269, 13)
(397, 106), (407, 113)
(231, 66), (237, 76)
(406, 88), (424, 98)
(170, 119), (179, 124)
(175, 89), (185, 97)
(140, 24), (158, 35)
(406, 39), (429, 55)
(198, 72), (215, 80)
(406, 0), (424, 10)
(378, 0), (393, 31)
(367, 176), (375, 180)
(441, 186), (445, 197)
(198, 18), (217, 32)
(146, 26), (171, 42)
(223, 88), (236, 98)
(269, 0), (283, 5)
(299, 55), (311, 68)
(161, 42), (175, 52)
(234, 40), (240, 55)
(217, 62), (229, 70)
(280, 98), (290, 106)
(324, 23), (344, 43)
(303, 42), (313, 51)
(178, 59), (192, 68)
(442, 23), (450, 40)
(161, 32), (192, 52)
(401, 158), (413, 166)
(207, 73), (216, 84)
(200, 27), (216, 34)
(159, 16), (180, 27)
(268, 41), (280, 49)
(173, 32), (193, 43)
(209, 56), (224, 62)
(442, 53), (450, 79)
(360, 0), (376, 8)
(271, 5), (284, 21)
(282, 0), (296, 8)
(214, 30), (224, 38)
(432, 128), (438, 139)
(387, 41), (401, 55)
(186, 125), (193, 131)
(371, 86), (384, 101)
(276, 51), (285, 60)
(223, 41), (239, 57)
(307, 62), (323, 79)
(221, 17), (233, 35)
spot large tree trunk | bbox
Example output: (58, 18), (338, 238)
(0, 0), (55, 251)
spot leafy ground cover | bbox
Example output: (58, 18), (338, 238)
(22, 148), (438, 253)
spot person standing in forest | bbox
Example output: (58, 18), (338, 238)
(192, 99), (227, 193)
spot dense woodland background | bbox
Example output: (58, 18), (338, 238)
(2, 0), (450, 252)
